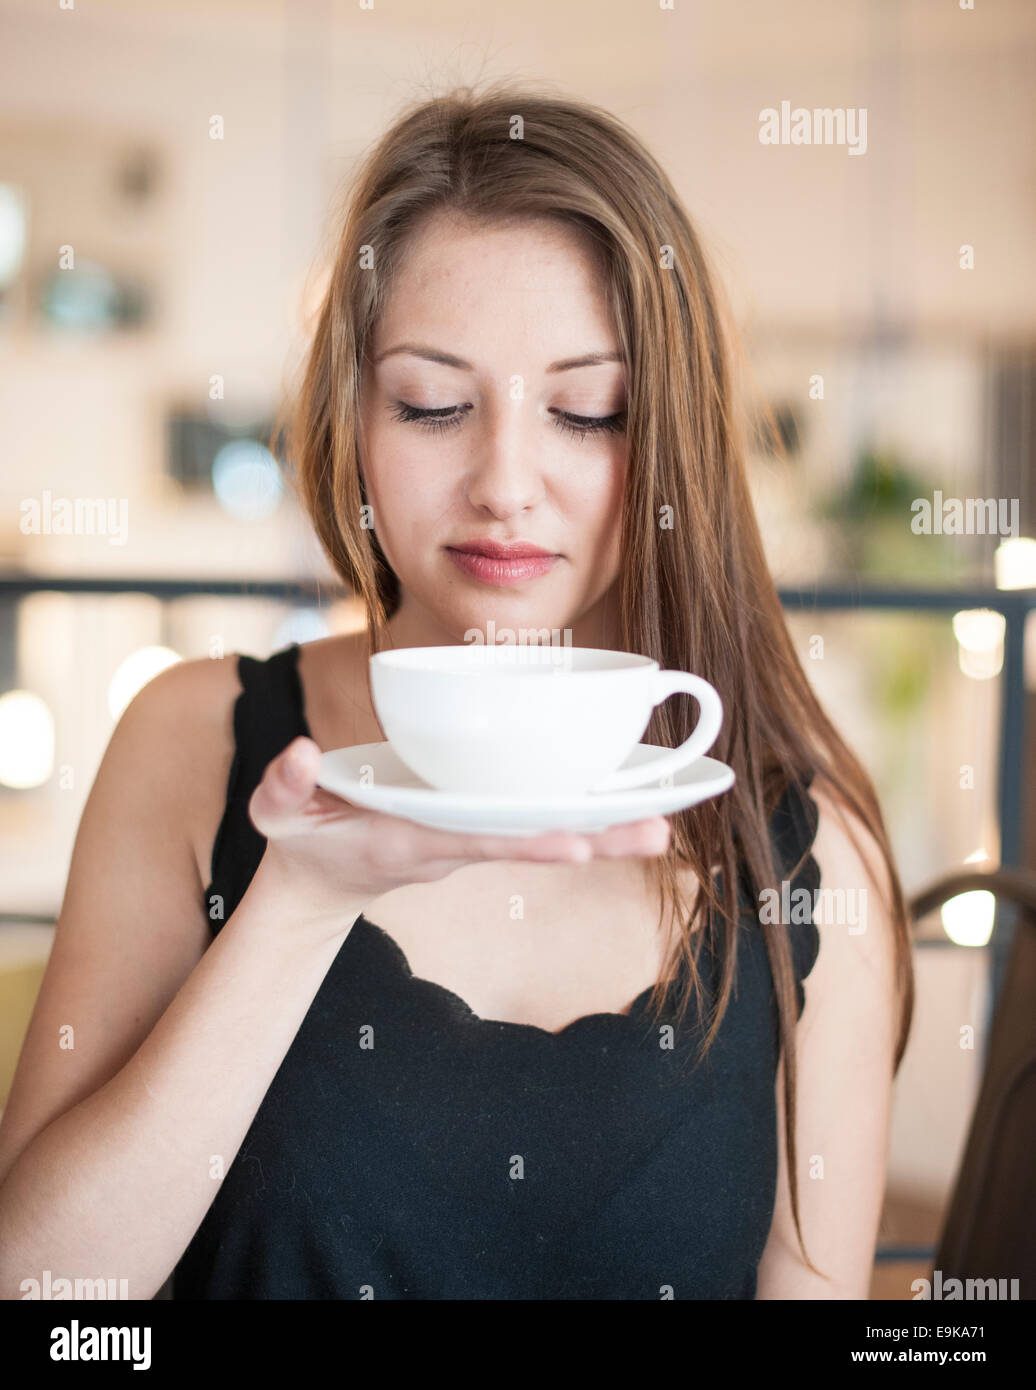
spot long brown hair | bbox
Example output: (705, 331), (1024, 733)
(274, 79), (914, 1280)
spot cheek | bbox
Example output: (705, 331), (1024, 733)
(361, 432), (451, 544)
(564, 451), (627, 538)
(590, 455), (628, 573)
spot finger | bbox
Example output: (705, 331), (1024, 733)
(425, 827), (603, 864)
(360, 813), (670, 870)
(361, 816), (586, 867)
(483, 819), (670, 863)
(407, 823), (670, 880)
(249, 736), (322, 833)
(587, 817), (672, 856)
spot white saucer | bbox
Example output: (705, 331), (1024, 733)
(317, 741), (735, 836)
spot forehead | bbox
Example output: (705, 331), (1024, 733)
(371, 211), (617, 358)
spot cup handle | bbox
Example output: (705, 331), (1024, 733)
(586, 672), (723, 794)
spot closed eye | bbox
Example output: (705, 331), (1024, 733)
(388, 402), (626, 442)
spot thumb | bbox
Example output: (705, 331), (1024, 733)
(249, 736), (321, 834)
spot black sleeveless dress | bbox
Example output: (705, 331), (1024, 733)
(171, 643), (822, 1300)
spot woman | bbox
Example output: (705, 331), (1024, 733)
(0, 83), (912, 1301)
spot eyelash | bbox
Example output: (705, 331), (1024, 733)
(389, 402), (627, 442)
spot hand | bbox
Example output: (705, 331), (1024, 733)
(249, 736), (672, 927)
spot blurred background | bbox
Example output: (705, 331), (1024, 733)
(0, 0), (1033, 1299)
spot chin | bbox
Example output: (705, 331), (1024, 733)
(461, 617), (577, 647)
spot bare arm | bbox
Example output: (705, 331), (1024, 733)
(755, 786), (899, 1299)
(0, 857), (362, 1300)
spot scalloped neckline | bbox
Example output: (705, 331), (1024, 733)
(353, 913), (669, 1040)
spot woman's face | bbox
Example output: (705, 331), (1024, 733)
(359, 211), (629, 649)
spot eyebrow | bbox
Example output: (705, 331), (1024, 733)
(371, 344), (625, 374)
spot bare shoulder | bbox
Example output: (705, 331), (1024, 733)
(135, 648), (245, 717)
(157, 633), (372, 888)
(122, 652), (247, 894)
(801, 772), (899, 1025)
(809, 774), (896, 910)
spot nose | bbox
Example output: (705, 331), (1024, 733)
(464, 390), (545, 517)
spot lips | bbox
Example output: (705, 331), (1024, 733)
(447, 540), (558, 559)
(445, 542), (560, 587)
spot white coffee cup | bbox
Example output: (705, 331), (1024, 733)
(369, 644), (723, 797)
